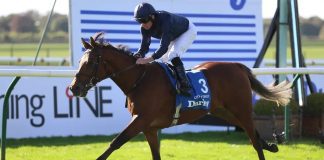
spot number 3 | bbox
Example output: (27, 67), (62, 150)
(198, 79), (208, 93)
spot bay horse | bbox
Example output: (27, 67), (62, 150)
(69, 33), (292, 160)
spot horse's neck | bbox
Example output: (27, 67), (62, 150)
(104, 52), (143, 95)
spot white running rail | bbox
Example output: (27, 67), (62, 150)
(0, 68), (323, 77)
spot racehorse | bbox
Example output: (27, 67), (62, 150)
(69, 32), (292, 160)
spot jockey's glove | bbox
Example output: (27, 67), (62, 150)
(134, 53), (143, 59)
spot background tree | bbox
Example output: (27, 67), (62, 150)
(9, 11), (38, 33)
(300, 16), (322, 38)
(50, 13), (68, 32)
(0, 16), (11, 32)
(1, 10), (324, 43)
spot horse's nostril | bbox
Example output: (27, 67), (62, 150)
(69, 85), (79, 94)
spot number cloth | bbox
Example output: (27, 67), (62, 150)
(158, 62), (211, 111)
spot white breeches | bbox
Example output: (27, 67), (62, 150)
(160, 21), (197, 62)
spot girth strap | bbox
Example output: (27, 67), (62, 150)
(171, 103), (182, 126)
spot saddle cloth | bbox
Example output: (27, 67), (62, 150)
(157, 62), (211, 111)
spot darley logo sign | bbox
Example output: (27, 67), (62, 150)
(187, 99), (210, 108)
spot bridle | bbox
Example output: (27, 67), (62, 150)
(75, 50), (103, 90)
(75, 48), (146, 95)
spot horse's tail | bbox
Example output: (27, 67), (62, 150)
(239, 64), (293, 106)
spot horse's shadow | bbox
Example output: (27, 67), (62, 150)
(5, 131), (250, 148)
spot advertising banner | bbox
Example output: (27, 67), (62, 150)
(1, 0), (267, 138)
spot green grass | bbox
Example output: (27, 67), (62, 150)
(0, 43), (70, 66)
(0, 39), (323, 66)
(265, 46), (324, 59)
(264, 39), (324, 59)
(0, 43), (69, 58)
(0, 40), (323, 59)
(5, 132), (324, 160)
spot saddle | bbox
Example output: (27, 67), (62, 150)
(157, 62), (212, 126)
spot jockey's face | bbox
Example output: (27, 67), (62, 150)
(140, 15), (154, 30)
(141, 20), (153, 30)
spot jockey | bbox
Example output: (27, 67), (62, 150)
(133, 2), (197, 97)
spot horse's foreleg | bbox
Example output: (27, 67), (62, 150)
(96, 115), (147, 160)
(144, 129), (161, 160)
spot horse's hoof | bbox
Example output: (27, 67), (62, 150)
(268, 143), (279, 153)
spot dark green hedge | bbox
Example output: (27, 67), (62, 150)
(304, 93), (324, 116)
(254, 93), (324, 116)
(254, 99), (298, 116)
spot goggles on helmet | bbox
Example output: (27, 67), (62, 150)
(135, 17), (150, 24)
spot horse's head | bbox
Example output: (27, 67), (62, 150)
(69, 33), (109, 97)
(69, 32), (136, 97)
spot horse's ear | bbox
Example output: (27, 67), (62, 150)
(90, 37), (97, 47)
(93, 32), (104, 41)
(81, 38), (93, 49)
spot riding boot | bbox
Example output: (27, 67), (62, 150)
(171, 57), (191, 97)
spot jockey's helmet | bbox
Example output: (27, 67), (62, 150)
(133, 3), (155, 23)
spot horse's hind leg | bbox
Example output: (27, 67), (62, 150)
(144, 128), (161, 160)
(257, 131), (278, 153)
(217, 100), (266, 159)
(241, 117), (266, 160)
(211, 107), (266, 160)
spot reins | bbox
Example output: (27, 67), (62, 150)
(105, 63), (137, 79)
(101, 56), (147, 95)
(124, 67), (146, 95)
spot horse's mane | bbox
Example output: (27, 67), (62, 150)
(92, 32), (134, 57)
